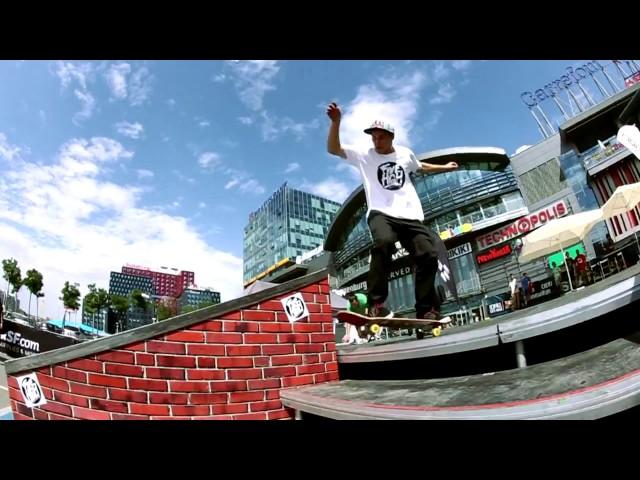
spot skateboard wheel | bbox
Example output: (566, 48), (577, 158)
(432, 327), (442, 337)
(416, 329), (425, 340)
(370, 324), (381, 334)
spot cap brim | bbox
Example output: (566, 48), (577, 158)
(364, 128), (393, 135)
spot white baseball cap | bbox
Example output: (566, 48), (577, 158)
(364, 120), (395, 135)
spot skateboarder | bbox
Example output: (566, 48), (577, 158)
(326, 102), (459, 321)
(342, 292), (374, 343)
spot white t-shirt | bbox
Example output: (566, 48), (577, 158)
(342, 145), (424, 221)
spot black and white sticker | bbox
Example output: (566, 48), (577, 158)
(17, 373), (47, 408)
(281, 293), (309, 323)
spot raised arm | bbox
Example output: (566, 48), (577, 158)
(326, 102), (346, 159)
(418, 161), (459, 174)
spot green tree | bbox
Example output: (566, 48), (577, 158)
(111, 295), (129, 331)
(2, 258), (22, 312)
(156, 302), (173, 321)
(60, 281), (81, 327)
(95, 287), (110, 331)
(84, 283), (99, 330)
(130, 289), (148, 311)
(23, 269), (44, 322)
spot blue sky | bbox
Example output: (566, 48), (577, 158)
(0, 60), (617, 319)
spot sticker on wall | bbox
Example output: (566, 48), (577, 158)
(281, 293), (309, 323)
(17, 373), (47, 408)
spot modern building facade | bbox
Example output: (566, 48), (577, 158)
(105, 271), (156, 332)
(121, 264), (194, 298)
(178, 287), (221, 311)
(243, 182), (341, 287)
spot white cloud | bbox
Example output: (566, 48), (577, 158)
(105, 63), (131, 100)
(239, 116), (254, 125)
(339, 69), (428, 149)
(72, 89), (96, 124)
(198, 201), (206, 208)
(451, 60), (472, 71)
(129, 66), (153, 106)
(198, 151), (222, 170)
(0, 133), (27, 162)
(0, 135), (243, 319)
(223, 168), (265, 195)
(225, 179), (240, 190)
(284, 162), (300, 173)
(198, 120), (210, 128)
(212, 74), (226, 83)
(237, 179), (265, 195)
(226, 60), (280, 111)
(429, 83), (456, 105)
(172, 170), (196, 184)
(136, 169), (154, 179)
(115, 121), (144, 139)
(299, 177), (352, 203)
(260, 112), (320, 142)
(433, 63), (450, 81)
(54, 61), (92, 91)
(166, 99), (176, 108)
(39, 110), (46, 124)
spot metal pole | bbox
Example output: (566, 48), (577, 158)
(515, 340), (527, 368)
(560, 241), (574, 291)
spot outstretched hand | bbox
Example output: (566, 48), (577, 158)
(326, 102), (341, 122)
(444, 161), (459, 171)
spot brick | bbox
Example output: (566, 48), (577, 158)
(327, 371), (340, 381)
(169, 381), (210, 393)
(8, 387), (23, 402)
(309, 313), (333, 323)
(258, 300), (283, 311)
(187, 369), (225, 381)
(7, 376), (19, 389)
(165, 331), (205, 343)
(272, 355), (303, 366)
(146, 341), (186, 354)
(171, 405), (211, 416)
(124, 341), (146, 351)
(149, 392), (189, 404)
(48, 413), (73, 420)
(264, 367), (296, 378)
(69, 382), (107, 398)
(96, 351), (136, 364)
(15, 402), (33, 417)
(130, 403), (170, 416)
(266, 389), (281, 400)
(34, 409), (49, 420)
(278, 334), (309, 344)
(66, 359), (104, 373)
(88, 374), (127, 388)
(128, 378), (168, 391)
(297, 364), (325, 375)
(233, 412), (267, 420)
(205, 332), (243, 344)
(303, 354), (320, 364)
(322, 323), (335, 332)
(217, 357), (253, 368)
(105, 363), (145, 377)
(242, 311), (276, 322)
(37, 374), (70, 392)
(150, 416), (181, 420)
(319, 284), (330, 294)
(292, 323), (322, 333)
(112, 413), (148, 420)
(321, 304), (333, 313)
(213, 404), (248, 415)
(220, 312), (242, 320)
(248, 379), (281, 390)
(53, 391), (90, 407)
(326, 362), (338, 372)
(320, 352), (336, 362)
(53, 366), (87, 383)
(146, 367), (185, 380)
(300, 285), (320, 294)
(301, 292), (315, 303)
(73, 406), (111, 420)
(135, 353), (156, 366)
(228, 369), (262, 380)
(326, 343), (337, 352)
(254, 356), (270, 367)
(190, 393), (228, 404)
(90, 398), (129, 413)
(244, 333), (278, 344)
(108, 388), (148, 403)
(251, 400), (282, 412)
(306, 304), (322, 313)
(41, 401), (72, 417)
(226, 345), (261, 356)
(276, 312), (291, 322)
(262, 345), (294, 355)
(14, 413), (34, 421)
(209, 381), (248, 392)
(199, 415), (233, 420)
(314, 373), (332, 383)
(282, 375), (315, 388)
(310, 333), (335, 343)
(223, 321), (259, 333)
(156, 355), (196, 368)
(197, 357), (216, 368)
(268, 409), (294, 420)
(314, 294), (329, 304)
(41, 387), (54, 400)
(259, 323), (293, 333)
(229, 391), (264, 403)
(190, 320), (223, 331)
(187, 344), (225, 356)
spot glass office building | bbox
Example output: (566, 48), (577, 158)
(243, 182), (340, 285)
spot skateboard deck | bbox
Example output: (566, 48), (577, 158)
(337, 310), (451, 339)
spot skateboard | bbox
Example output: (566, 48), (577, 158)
(337, 310), (452, 339)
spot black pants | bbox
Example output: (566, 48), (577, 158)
(367, 210), (441, 316)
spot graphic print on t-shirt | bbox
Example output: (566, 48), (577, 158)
(377, 162), (405, 190)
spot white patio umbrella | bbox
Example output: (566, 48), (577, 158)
(601, 182), (640, 257)
(518, 208), (604, 291)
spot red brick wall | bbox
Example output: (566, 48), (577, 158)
(8, 277), (338, 420)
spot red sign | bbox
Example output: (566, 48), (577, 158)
(476, 244), (512, 265)
(625, 72), (640, 88)
(476, 200), (567, 251)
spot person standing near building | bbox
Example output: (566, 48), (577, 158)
(326, 102), (459, 322)
(509, 274), (520, 311)
(342, 292), (368, 343)
(521, 272), (531, 307)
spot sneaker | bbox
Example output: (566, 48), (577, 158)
(369, 303), (394, 319)
(420, 309), (442, 321)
